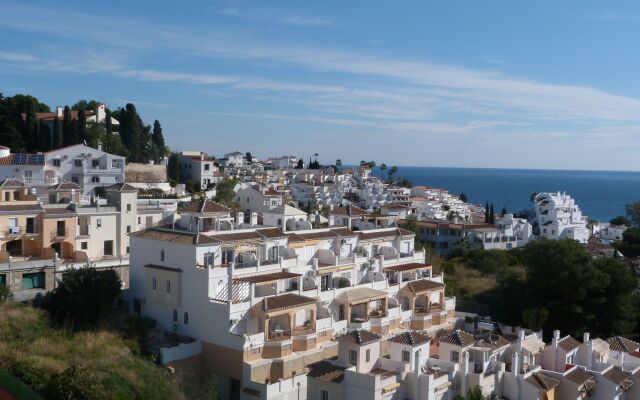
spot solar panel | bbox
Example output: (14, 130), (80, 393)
(13, 154), (27, 165)
(31, 154), (44, 165)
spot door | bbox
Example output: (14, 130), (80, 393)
(56, 220), (66, 237)
(26, 218), (35, 234)
(146, 216), (153, 228)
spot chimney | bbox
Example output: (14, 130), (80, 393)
(56, 106), (63, 118)
(518, 330), (526, 352)
(250, 212), (257, 226)
(235, 211), (244, 227)
(511, 352), (519, 377)
(552, 330), (560, 348)
(97, 141), (102, 152)
(583, 332), (590, 344)
(413, 349), (421, 400)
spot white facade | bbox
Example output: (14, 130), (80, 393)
(533, 192), (589, 243)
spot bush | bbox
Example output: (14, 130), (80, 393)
(43, 268), (121, 330)
(337, 277), (350, 288)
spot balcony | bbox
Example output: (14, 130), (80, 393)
(51, 228), (69, 240)
(5, 225), (38, 237)
(77, 225), (90, 237)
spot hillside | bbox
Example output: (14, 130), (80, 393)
(0, 303), (188, 400)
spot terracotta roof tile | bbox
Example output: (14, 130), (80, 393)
(438, 330), (475, 347)
(330, 205), (369, 216)
(607, 336), (640, 354)
(0, 179), (26, 188)
(49, 182), (81, 191)
(106, 183), (137, 192)
(525, 372), (560, 391)
(130, 228), (221, 246)
(210, 231), (264, 242)
(293, 230), (338, 240)
(0, 203), (44, 214)
(43, 206), (76, 217)
(233, 271), (301, 284)
(337, 330), (381, 345)
(307, 360), (346, 383)
(558, 336), (581, 352)
(330, 227), (358, 237)
(565, 368), (597, 390)
(388, 331), (431, 346)
(475, 333), (511, 350)
(404, 279), (445, 294)
(261, 293), (317, 312)
(603, 367), (633, 390)
(256, 227), (287, 239)
(181, 199), (230, 214)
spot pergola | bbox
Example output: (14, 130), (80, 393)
(334, 287), (388, 322)
(252, 293), (318, 340)
(398, 279), (445, 314)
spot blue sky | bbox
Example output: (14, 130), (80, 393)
(1, 1), (640, 171)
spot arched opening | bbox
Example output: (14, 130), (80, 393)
(183, 312), (189, 324)
(173, 309), (178, 322)
(6, 240), (23, 257)
(50, 241), (74, 259)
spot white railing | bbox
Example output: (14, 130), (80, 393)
(445, 297), (456, 311)
(316, 317), (332, 330)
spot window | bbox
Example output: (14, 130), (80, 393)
(183, 312), (189, 324)
(166, 280), (171, 293)
(152, 278), (157, 290)
(204, 163), (210, 171)
(451, 351), (459, 363)
(92, 160), (99, 168)
(96, 218), (102, 227)
(126, 225), (131, 234)
(71, 176), (79, 183)
(112, 160), (123, 168)
(74, 159), (83, 167)
(81, 241), (88, 250)
(366, 349), (371, 362)
(402, 350), (410, 362)
(91, 176), (100, 183)
(349, 350), (357, 365)
(320, 390), (329, 400)
(53, 159), (61, 167)
(161, 250), (165, 262)
(137, 217), (141, 224)
(103, 240), (113, 256)
(0, 274), (5, 286)
(126, 246), (130, 254)
(22, 272), (45, 290)
(127, 204), (131, 212)
(3, 192), (9, 201)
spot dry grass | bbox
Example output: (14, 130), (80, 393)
(0, 303), (186, 400)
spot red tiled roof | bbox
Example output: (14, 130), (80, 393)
(130, 228), (221, 246)
(438, 330), (475, 347)
(181, 199), (230, 214)
(475, 333), (511, 350)
(607, 336), (640, 354)
(233, 271), (301, 284)
(603, 367), (633, 390)
(0, 203), (44, 214)
(256, 227), (287, 239)
(404, 279), (445, 294)
(525, 372), (560, 391)
(0, 179), (25, 188)
(261, 293), (317, 312)
(565, 368), (597, 389)
(330, 205), (369, 216)
(106, 183), (137, 192)
(337, 330), (381, 345)
(558, 336), (581, 352)
(49, 182), (81, 191)
(263, 188), (280, 196)
(388, 331), (431, 346)
(307, 360), (346, 383)
(210, 231), (264, 242)
(383, 263), (432, 272)
(330, 227), (357, 237)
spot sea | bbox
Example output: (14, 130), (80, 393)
(371, 166), (640, 222)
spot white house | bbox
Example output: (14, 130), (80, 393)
(533, 192), (589, 243)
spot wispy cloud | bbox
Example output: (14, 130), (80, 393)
(0, 51), (37, 62)
(216, 7), (334, 27)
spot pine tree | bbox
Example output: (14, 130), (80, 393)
(62, 106), (73, 146)
(53, 117), (63, 149)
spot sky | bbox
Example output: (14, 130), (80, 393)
(1, 1), (640, 171)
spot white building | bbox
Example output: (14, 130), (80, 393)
(533, 192), (589, 243)
(0, 144), (126, 196)
(127, 222), (456, 400)
(177, 151), (221, 189)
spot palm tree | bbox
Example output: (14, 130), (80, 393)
(314, 153), (319, 161)
(335, 159), (342, 173)
(380, 163), (387, 180)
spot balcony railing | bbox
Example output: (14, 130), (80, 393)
(5, 225), (38, 236)
(51, 228), (69, 240)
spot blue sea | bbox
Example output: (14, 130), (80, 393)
(372, 167), (640, 222)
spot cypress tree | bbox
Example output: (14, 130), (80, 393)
(37, 122), (50, 151)
(489, 204), (495, 225)
(62, 106), (73, 146)
(23, 101), (37, 151)
(53, 117), (63, 149)
(501, 206), (507, 217)
(76, 107), (87, 144)
(151, 120), (165, 161)
(485, 201), (490, 223)
(105, 110), (112, 135)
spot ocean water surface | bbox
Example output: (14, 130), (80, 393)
(372, 167), (640, 222)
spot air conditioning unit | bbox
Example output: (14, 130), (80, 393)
(9, 227), (19, 235)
